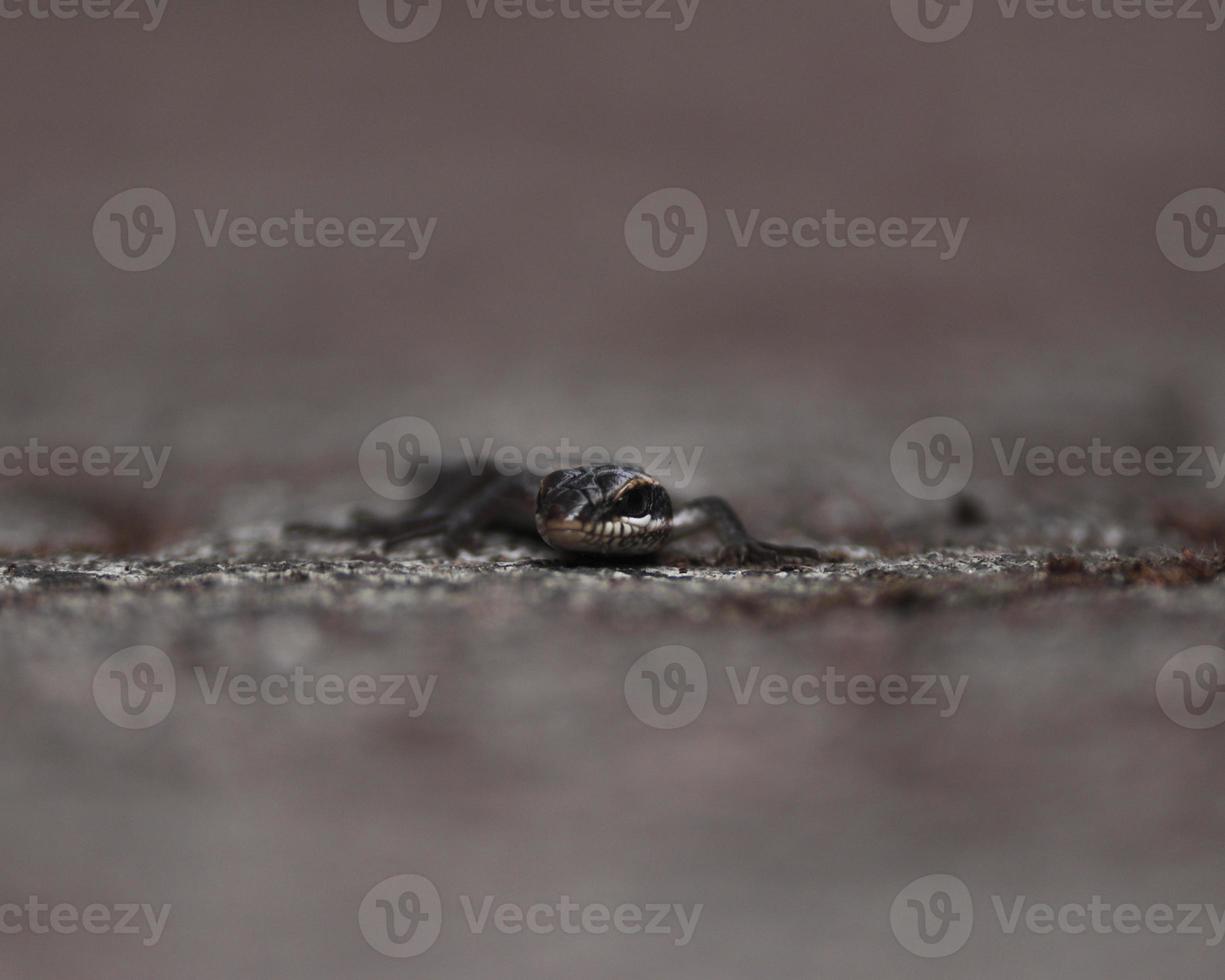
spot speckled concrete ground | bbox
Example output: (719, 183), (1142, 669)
(4, 516), (1225, 979)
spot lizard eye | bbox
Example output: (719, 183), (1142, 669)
(615, 485), (653, 519)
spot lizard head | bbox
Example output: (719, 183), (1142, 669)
(535, 465), (673, 556)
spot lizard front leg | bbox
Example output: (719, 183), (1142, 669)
(669, 496), (835, 566)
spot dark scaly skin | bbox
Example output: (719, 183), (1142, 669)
(289, 464), (837, 566)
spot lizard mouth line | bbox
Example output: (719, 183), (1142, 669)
(536, 517), (668, 554)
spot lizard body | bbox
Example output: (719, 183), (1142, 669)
(291, 464), (834, 566)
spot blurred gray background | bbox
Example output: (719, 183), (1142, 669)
(3, 1), (1225, 977)
(2, 0), (1224, 539)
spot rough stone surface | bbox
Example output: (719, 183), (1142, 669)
(5, 520), (1225, 978)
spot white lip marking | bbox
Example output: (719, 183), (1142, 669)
(538, 513), (668, 554)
